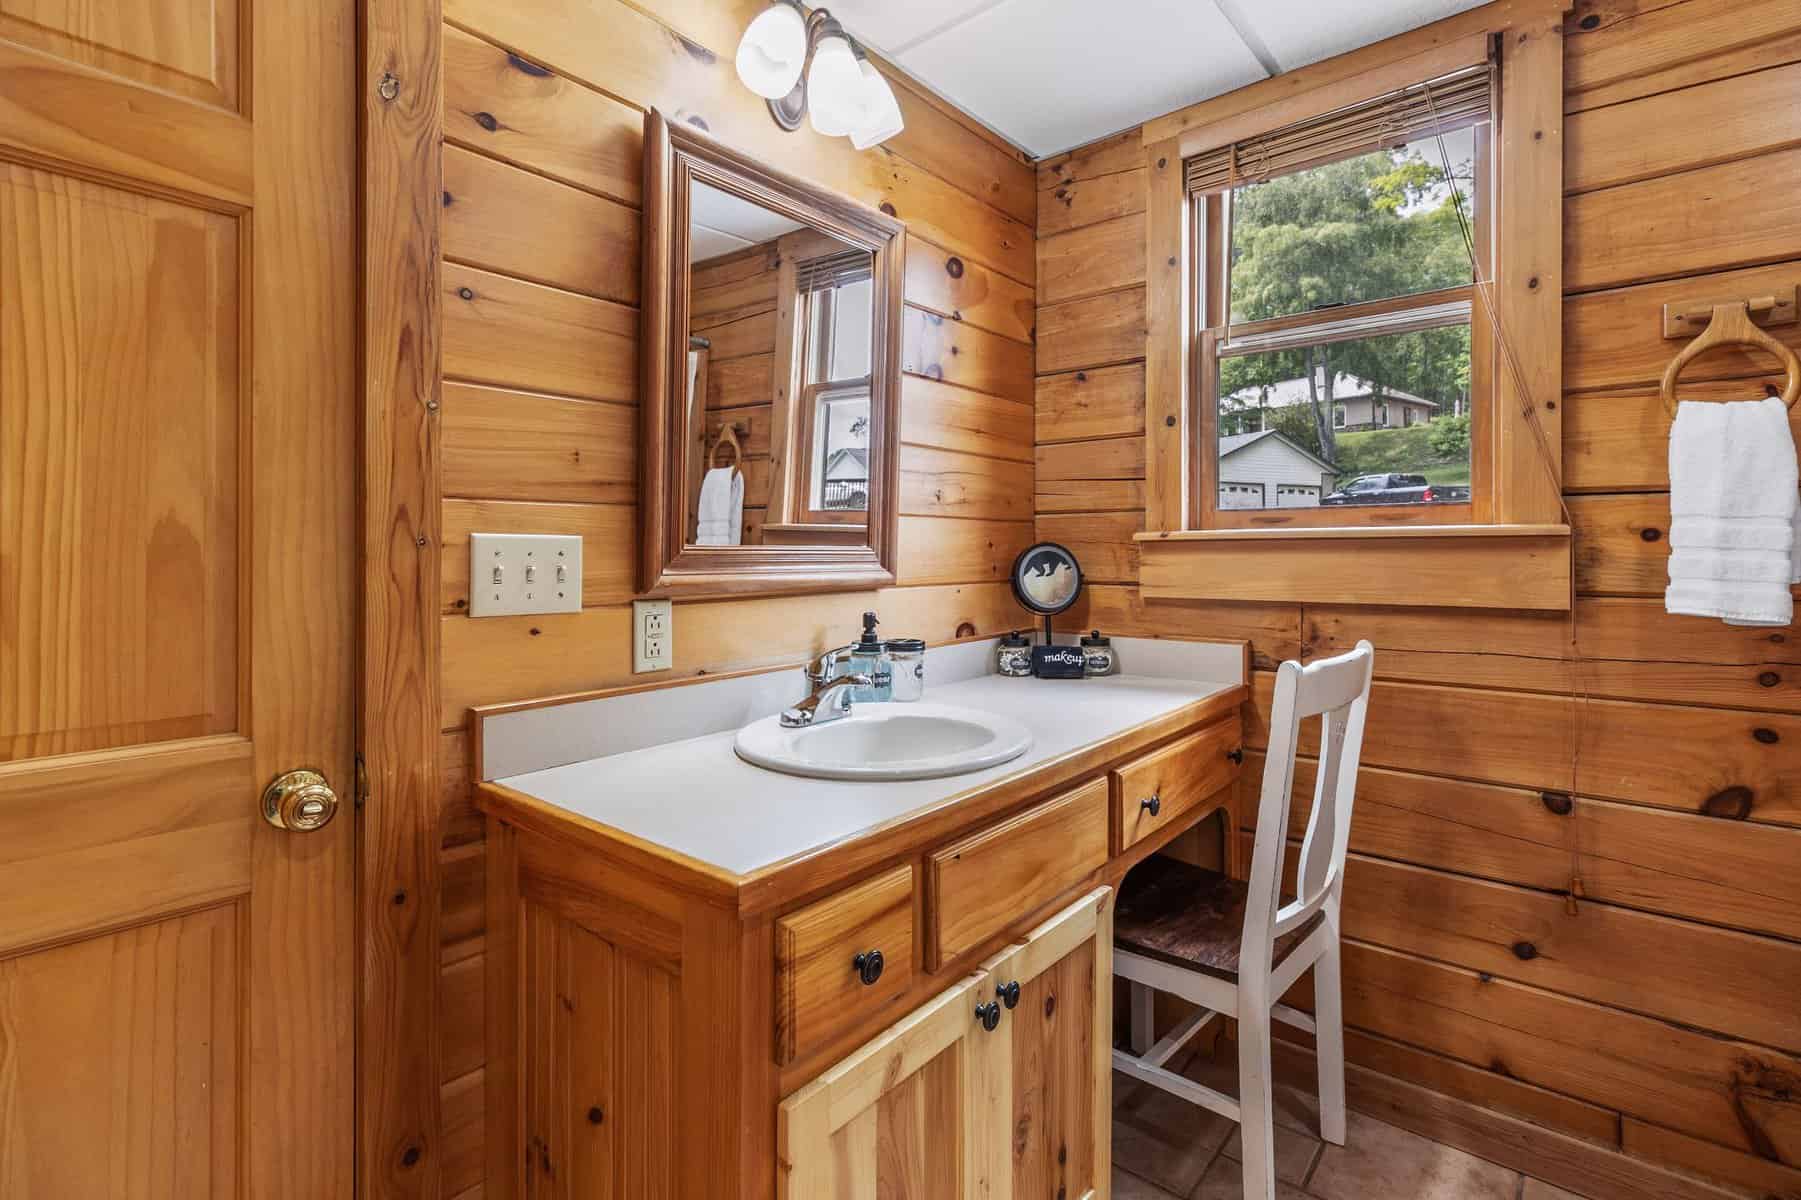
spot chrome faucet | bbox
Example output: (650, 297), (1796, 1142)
(804, 643), (856, 687)
(780, 674), (874, 728)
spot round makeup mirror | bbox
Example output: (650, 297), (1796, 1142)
(1010, 542), (1082, 641)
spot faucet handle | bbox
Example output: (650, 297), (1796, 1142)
(806, 643), (854, 685)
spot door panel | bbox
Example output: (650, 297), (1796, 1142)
(0, 0), (355, 1193)
(973, 888), (1114, 1200)
(779, 973), (982, 1199)
(0, 163), (240, 762)
(0, 0), (240, 107)
(0, 904), (241, 1197)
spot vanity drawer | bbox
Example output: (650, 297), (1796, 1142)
(1113, 715), (1243, 853)
(775, 863), (915, 1065)
(925, 777), (1110, 968)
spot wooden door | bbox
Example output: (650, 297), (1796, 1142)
(0, 0), (356, 1196)
(971, 889), (1115, 1200)
(778, 972), (985, 1198)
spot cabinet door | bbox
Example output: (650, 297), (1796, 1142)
(779, 973), (985, 1198)
(971, 888), (1115, 1200)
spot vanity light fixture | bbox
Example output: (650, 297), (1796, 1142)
(734, 1), (905, 148)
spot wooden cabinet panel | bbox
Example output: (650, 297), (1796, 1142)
(780, 889), (1114, 1200)
(972, 888), (1113, 1200)
(775, 864), (916, 1066)
(1113, 717), (1242, 853)
(926, 778), (1109, 968)
(778, 973), (983, 1199)
(517, 901), (678, 1199)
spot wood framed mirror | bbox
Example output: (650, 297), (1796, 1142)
(641, 109), (905, 597)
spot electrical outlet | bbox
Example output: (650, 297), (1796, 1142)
(633, 599), (673, 672)
(468, 533), (582, 617)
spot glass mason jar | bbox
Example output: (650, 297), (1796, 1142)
(885, 638), (926, 701)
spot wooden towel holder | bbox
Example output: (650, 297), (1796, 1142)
(1660, 300), (1801, 418)
(710, 423), (743, 471)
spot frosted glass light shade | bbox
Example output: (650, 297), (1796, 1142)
(850, 60), (905, 150)
(807, 34), (866, 137)
(735, 2), (806, 100)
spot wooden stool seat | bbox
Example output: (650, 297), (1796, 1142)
(1116, 856), (1323, 981)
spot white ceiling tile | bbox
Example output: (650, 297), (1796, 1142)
(895, 0), (1268, 157)
(1226, 0), (1490, 72)
(825, 0), (997, 56)
(691, 181), (804, 245)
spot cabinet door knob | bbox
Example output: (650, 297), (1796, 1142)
(852, 950), (885, 987)
(975, 1000), (1001, 1032)
(1140, 792), (1161, 817)
(1227, 747), (1244, 765)
(996, 979), (1021, 1010)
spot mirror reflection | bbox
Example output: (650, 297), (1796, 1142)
(685, 179), (876, 548)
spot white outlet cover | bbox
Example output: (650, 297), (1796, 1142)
(469, 533), (583, 617)
(633, 598), (673, 673)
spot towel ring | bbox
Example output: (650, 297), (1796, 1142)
(710, 424), (743, 471)
(1660, 301), (1801, 418)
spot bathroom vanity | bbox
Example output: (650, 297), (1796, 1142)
(473, 637), (1248, 1198)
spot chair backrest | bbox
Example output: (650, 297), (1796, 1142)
(1238, 640), (1374, 984)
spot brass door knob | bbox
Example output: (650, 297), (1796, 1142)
(262, 768), (339, 832)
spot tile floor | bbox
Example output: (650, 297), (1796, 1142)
(1112, 1064), (1588, 1200)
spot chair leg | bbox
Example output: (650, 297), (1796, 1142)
(1237, 1006), (1278, 1200)
(1314, 938), (1347, 1145)
(1129, 982), (1154, 1055)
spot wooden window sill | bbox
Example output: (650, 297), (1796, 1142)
(1134, 524), (1571, 610)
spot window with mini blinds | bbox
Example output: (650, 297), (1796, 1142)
(1191, 63), (1495, 527)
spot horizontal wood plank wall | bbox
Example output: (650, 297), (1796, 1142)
(433, 1), (1037, 1192)
(1036, 2), (1801, 1196)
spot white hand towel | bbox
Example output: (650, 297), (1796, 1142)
(694, 466), (744, 546)
(1664, 395), (1799, 627)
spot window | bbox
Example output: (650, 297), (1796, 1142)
(1193, 64), (1491, 525)
(794, 248), (874, 522)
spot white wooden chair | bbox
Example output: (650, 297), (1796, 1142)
(1111, 640), (1375, 1200)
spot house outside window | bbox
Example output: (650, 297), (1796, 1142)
(1193, 64), (1489, 520)
(796, 249), (873, 520)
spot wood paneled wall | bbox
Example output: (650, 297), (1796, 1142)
(1036, 2), (1801, 1197)
(432, 3), (1037, 1193)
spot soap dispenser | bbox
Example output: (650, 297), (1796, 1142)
(846, 611), (893, 703)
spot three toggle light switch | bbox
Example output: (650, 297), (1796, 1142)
(468, 533), (583, 617)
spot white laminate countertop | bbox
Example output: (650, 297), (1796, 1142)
(492, 672), (1239, 877)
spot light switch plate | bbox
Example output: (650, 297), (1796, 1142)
(633, 599), (673, 673)
(468, 533), (582, 617)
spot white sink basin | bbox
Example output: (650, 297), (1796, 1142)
(734, 702), (1033, 781)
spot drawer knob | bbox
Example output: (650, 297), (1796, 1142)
(996, 979), (1021, 1010)
(1140, 792), (1161, 817)
(1227, 747), (1244, 765)
(975, 1000), (1002, 1032)
(852, 950), (885, 987)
